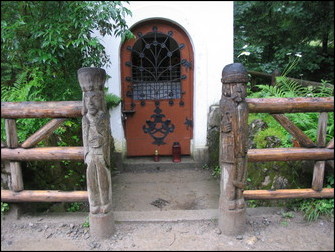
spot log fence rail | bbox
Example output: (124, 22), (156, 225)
(1, 97), (334, 202)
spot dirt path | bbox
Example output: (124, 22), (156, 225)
(1, 208), (333, 251)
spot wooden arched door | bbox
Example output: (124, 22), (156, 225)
(121, 20), (193, 157)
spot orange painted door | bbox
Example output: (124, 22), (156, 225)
(121, 20), (193, 156)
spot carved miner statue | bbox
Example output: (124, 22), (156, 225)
(218, 63), (249, 236)
(78, 67), (112, 215)
(220, 80), (248, 210)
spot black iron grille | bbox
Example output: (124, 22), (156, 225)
(126, 26), (185, 100)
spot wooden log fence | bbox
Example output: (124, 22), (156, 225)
(0, 64), (334, 237)
(1, 82), (334, 202)
(245, 96), (334, 200)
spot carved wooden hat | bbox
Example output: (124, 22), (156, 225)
(78, 67), (106, 92)
(221, 63), (249, 84)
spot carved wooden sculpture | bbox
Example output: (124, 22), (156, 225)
(78, 67), (114, 239)
(218, 63), (249, 236)
(78, 67), (112, 215)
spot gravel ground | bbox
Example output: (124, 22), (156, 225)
(1, 208), (334, 251)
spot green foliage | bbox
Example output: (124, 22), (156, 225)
(1, 202), (10, 215)
(104, 87), (122, 109)
(248, 113), (292, 148)
(66, 202), (81, 212)
(1, 1), (133, 70)
(280, 220), (289, 227)
(211, 165), (221, 178)
(105, 93), (122, 109)
(253, 127), (288, 148)
(298, 198), (334, 222)
(234, 1), (334, 82)
(281, 211), (295, 219)
(82, 217), (90, 228)
(246, 200), (258, 208)
(65, 202), (88, 213)
(202, 163), (221, 178)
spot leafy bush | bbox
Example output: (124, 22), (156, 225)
(234, 2), (334, 83)
(1, 2), (133, 199)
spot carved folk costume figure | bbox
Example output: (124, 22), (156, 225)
(79, 68), (112, 215)
(219, 72), (248, 211)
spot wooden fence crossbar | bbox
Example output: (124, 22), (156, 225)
(1, 146), (333, 162)
(2, 97), (333, 118)
(1, 147), (84, 161)
(1, 101), (82, 118)
(247, 97), (334, 113)
(243, 188), (334, 200)
(2, 188), (333, 202)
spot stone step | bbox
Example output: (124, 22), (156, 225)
(113, 207), (283, 222)
(114, 209), (218, 222)
(122, 156), (202, 172)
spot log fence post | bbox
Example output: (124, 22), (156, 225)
(4, 118), (24, 219)
(218, 63), (249, 236)
(271, 69), (280, 86)
(312, 112), (328, 191)
(78, 67), (114, 239)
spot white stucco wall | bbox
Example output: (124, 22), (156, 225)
(101, 1), (234, 159)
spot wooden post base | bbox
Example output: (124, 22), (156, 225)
(218, 207), (246, 236)
(6, 204), (22, 220)
(89, 211), (115, 239)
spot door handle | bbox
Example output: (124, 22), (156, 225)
(122, 110), (136, 121)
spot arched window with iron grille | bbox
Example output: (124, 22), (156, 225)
(126, 26), (188, 101)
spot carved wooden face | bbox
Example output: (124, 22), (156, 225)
(222, 84), (232, 97)
(232, 84), (246, 103)
(85, 92), (102, 115)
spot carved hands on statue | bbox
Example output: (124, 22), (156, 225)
(221, 112), (232, 133)
(91, 203), (112, 214)
(232, 180), (245, 190)
(222, 122), (232, 133)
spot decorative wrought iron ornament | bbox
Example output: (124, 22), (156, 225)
(143, 106), (175, 145)
(184, 117), (193, 129)
(125, 26), (188, 104)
